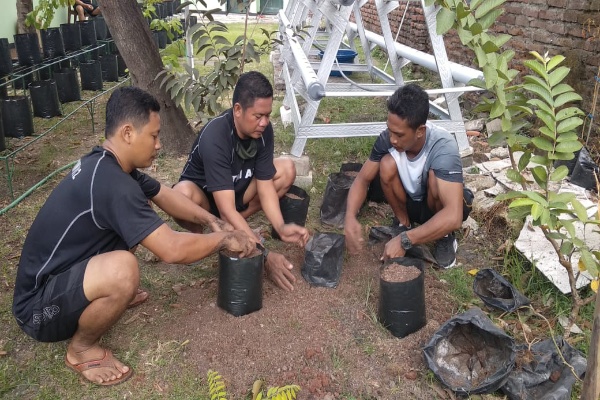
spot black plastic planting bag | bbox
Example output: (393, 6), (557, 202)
(61, 23), (82, 52)
(29, 80), (62, 118)
(14, 33), (42, 66)
(100, 55), (119, 82)
(339, 162), (386, 203)
(54, 68), (81, 103)
(40, 28), (65, 59)
(79, 20), (97, 46)
(570, 147), (598, 190)
(320, 172), (354, 228)
(501, 337), (587, 400)
(368, 226), (437, 264)
(116, 54), (128, 77)
(0, 38), (13, 77)
(302, 232), (345, 288)
(217, 251), (263, 317)
(272, 185), (310, 240)
(0, 109), (5, 152)
(1, 96), (34, 138)
(423, 307), (516, 395)
(94, 16), (108, 40)
(473, 269), (530, 312)
(79, 60), (103, 91)
(379, 257), (426, 338)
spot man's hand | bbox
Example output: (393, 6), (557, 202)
(381, 235), (406, 262)
(276, 223), (310, 247)
(85, 3), (94, 10)
(344, 216), (364, 255)
(209, 218), (234, 233)
(221, 230), (255, 257)
(265, 252), (296, 291)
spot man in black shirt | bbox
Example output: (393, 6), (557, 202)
(74, 0), (101, 22)
(173, 71), (309, 291)
(12, 87), (254, 386)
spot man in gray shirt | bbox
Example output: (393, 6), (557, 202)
(344, 84), (472, 268)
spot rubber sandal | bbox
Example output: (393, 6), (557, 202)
(127, 288), (149, 309)
(65, 349), (133, 386)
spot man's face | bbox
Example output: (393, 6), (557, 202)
(233, 97), (273, 139)
(130, 111), (161, 168)
(386, 112), (425, 155)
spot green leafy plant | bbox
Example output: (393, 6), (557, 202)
(206, 370), (300, 400)
(27, 0), (74, 29)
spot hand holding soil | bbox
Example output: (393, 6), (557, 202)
(209, 217), (234, 233)
(265, 251), (296, 291)
(344, 216), (364, 255)
(276, 223), (310, 247)
(220, 230), (255, 257)
(382, 235), (406, 261)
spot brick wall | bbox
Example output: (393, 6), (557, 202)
(358, 0), (600, 111)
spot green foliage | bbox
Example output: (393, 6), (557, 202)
(206, 370), (299, 400)
(157, 1), (279, 125)
(27, 0), (74, 30)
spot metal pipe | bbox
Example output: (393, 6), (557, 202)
(347, 22), (483, 84)
(330, 0), (356, 5)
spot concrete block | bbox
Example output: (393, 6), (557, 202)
(293, 171), (313, 189)
(276, 154), (311, 176)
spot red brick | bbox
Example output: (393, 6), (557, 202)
(523, 7), (541, 18)
(539, 9), (564, 20)
(498, 14), (516, 24)
(548, 0), (568, 7)
(508, 27), (524, 36)
(569, 0), (593, 10)
(515, 15), (531, 25)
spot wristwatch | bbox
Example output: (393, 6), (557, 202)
(400, 231), (412, 250)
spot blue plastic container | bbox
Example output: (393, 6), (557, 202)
(318, 49), (358, 77)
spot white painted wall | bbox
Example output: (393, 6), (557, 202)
(1, 2), (68, 44)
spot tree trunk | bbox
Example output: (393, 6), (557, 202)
(97, 0), (195, 154)
(581, 292), (600, 399)
(16, 0), (36, 34)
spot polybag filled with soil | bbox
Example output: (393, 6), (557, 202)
(570, 146), (598, 190)
(320, 172), (355, 228)
(301, 232), (345, 288)
(501, 337), (587, 400)
(423, 307), (516, 395)
(473, 268), (530, 312)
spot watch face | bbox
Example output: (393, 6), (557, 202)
(401, 232), (411, 249)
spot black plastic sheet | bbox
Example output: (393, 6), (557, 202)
(423, 307), (516, 395)
(320, 172), (354, 228)
(14, 33), (42, 66)
(61, 23), (82, 52)
(79, 20), (97, 46)
(54, 68), (81, 103)
(100, 54), (119, 82)
(473, 268), (530, 312)
(40, 28), (65, 59)
(0, 38), (14, 77)
(217, 251), (263, 317)
(1, 96), (34, 138)
(301, 232), (345, 288)
(378, 257), (426, 338)
(501, 337), (587, 400)
(79, 60), (103, 91)
(29, 80), (62, 118)
(272, 185), (310, 240)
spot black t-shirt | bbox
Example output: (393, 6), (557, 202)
(12, 147), (163, 318)
(179, 108), (276, 194)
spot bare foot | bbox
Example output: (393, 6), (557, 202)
(65, 345), (132, 385)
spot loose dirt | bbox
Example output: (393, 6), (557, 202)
(381, 263), (422, 283)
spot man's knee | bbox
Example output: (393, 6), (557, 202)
(379, 154), (397, 182)
(85, 251), (139, 297)
(274, 158), (296, 188)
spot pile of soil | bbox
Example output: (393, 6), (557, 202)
(381, 263), (421, 283)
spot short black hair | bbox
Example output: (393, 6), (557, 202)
(386, 84), (430, 130)
(232, 71), (273, 110)
(105, 86), (161, 138)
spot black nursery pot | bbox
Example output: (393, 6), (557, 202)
(1, 96), (34, 138)
(79, 60), (103, 91)
(217, 251), (263, 317)
(40, 28), (65, 59)
(79, 20), (97, 46)
(339, 162), (385, 203)
(0, 110), (5, 152)
(61, 23), (82, 52)
(54, 68), (81, 103)
(116, 54), (128, 77)
(100, 54), (119, 82)
(0, 38), (13, 77)
(320, 172), (355, 228)
(272, 185), (310, 240)
(29, 80), (62, 118)
(378, 257), (426, 338)
(14, 33), (42, 66)
(94, 16), (108, 40)
(154, 30), (167, 49)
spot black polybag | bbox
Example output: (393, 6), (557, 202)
(94, 16), (108, 40)
(79, 60), (103, 91)
(302, 232), (345, 288)
(570, 147), (598, 190)
(423, 307), (516, 395)
(54, 68), (81, 103)
(0, 38), (12, 77)
(339, 162), (386, 203)
(378, 257), (426, 338)
(217, 251), (263, 317)
(0, 107), (6, 151)
(29, 80), (62, 118)
(320, 172), (354, 228)
(61, 23), (82, 52)
(368, 226), (437, 264)
(272, 185), (310, 240)
(14, 33), (42, 67)
(79, 20), (97, 46)
(1, 96), (34, 138)
(100, 54), (119, 82)
(501, 337), (587, 400)
(473, 268), (530, 312)
(40, 28), (65, 59)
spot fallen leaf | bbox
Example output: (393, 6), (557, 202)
(0, 350), (7, 356)
(468, 268), (479, 276)
(124, 313), (140, 325)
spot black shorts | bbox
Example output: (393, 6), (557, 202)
(73, 3), (99, 16)
(408, 187), (474, 225)
(15, 259), (91, 343)
(202, 187), (249, 218)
